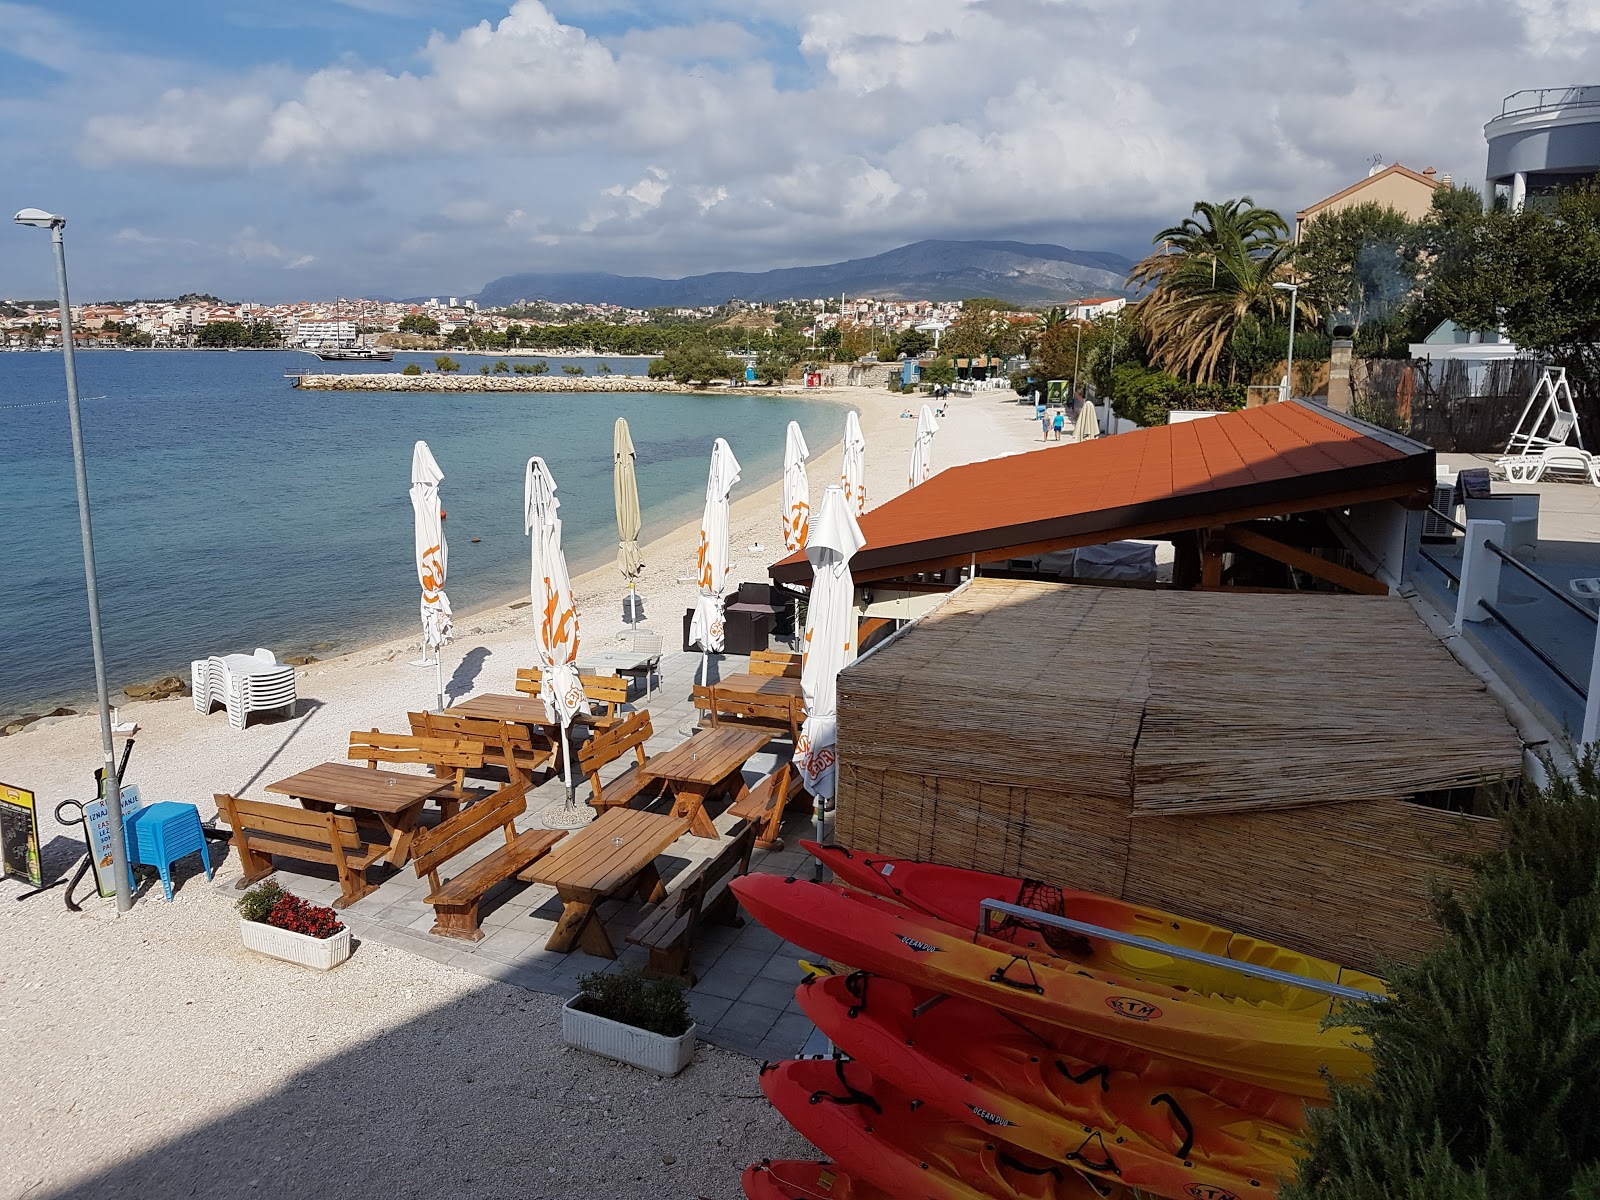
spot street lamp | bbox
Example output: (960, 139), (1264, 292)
(13, 208), (132, 914)
(1273, 280), (1299, 403)
(1070, 322), (1082, 405)
(1104, 311), (1121, 434)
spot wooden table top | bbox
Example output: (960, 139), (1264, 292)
(447, 693), (598, 728)
(713, 673), (804, 700)
(642, 726), (773, 788)
(525, 808), (689, 897)
(265, 762), (447, 814)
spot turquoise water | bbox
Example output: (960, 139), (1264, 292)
(0, 350), (839, 713)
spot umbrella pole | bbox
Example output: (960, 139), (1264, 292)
(435, 653), (445, 713)
(560, 714), (574, 806)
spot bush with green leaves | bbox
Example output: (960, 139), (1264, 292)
(1109, 364), (1245, 427)
(400, 362), (422, 376)
(562, 363), (584, 375)
(236, 878), (286, 924)
(1285, 753), (1600, 1200)
(573, 969), (691, 1037)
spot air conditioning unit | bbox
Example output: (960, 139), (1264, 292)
(1422, 471), (1458, 542)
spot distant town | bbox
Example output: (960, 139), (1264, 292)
(0, 292), (1128, 353)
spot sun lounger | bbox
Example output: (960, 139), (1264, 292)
(192, 648), (297, 730)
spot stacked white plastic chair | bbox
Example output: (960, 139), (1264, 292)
(191, 648), (297, 730)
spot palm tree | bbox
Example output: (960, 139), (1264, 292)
(1129, 198), (1312, 383)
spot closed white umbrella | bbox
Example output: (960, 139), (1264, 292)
(794, 483), (866, 817)
(1074, 396), (1101, 442)
(907, 403), (939, 488)
(782, 421), (810, 553)
(525, 457), (591, 815)
(841, 410), (866, 516)
(614, 418), (643, 628)
(409, 440), (452, 711)
(688, 437), (741, 686)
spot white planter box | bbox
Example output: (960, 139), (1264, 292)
(562, 995), (697, 1076)
(239, 918), (352, 970)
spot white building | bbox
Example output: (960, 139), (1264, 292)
(295, 319), (359, 347)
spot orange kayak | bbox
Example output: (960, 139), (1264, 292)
(798, 971), (1305, 1199)
(761, 1058), (1126, 1200)
(731, 874), (1371, 1097)
(805, 841), (1387, 1007)
(742, 1160), (894, 1200)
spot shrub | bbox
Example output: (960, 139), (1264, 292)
(400, 362), (422, 376)
(493, 359), (510, 373)
(529, 360), (550, 375)
(433, 355), (460, 373)
(562, 364), (584, 375)
(573, 969), (691, 1037)
(265, 893), (345, 940)
(237, 879), (286, 924)
(595, 362), (613, 375)
(1285, 752), (1600, 1200)
(1109, 364), (1245, 427)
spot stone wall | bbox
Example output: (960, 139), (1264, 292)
(293, 373), (684, 393)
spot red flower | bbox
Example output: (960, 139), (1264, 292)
(266, 894), (344, 939)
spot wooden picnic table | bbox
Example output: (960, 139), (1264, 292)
(266, 762), (448, 868)
(705, 672), (805, 742)
(523, 808), (690, 958)
(446, 693), (599, 731)
(641, 725), (773, 839)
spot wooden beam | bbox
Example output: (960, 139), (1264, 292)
(1224, 524), (1389, 595)
(1200, 526), (1226, 589)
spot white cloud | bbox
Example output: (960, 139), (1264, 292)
(229, 227), (316, 269)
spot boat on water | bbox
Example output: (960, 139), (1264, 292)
(311, 347), (394, 362)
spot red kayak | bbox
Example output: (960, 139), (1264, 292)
(797, 971), (1305, 1199)
(730, 873), (1372, 1098)
(742, 1160), (894, 1200)
(761, 1058), (1126, 1200)
(804, 841), (1386, 1006)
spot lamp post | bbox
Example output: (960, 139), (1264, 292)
(1273, 280), (1299, 403)
(13, 208), (132, 914)
(1104, 311), (1120, 434)
(1070, 322), (1082, 406)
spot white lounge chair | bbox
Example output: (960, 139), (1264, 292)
(1496, 445), (1599, 484)
(191, 648), (297, 730)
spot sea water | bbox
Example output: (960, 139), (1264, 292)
(0, 350), (840, 713)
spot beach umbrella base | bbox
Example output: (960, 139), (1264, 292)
(537, 799), (592, 830)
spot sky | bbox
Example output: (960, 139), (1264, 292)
(2, 0), (1598, 303)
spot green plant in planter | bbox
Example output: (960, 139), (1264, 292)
(574, 969), (691, 1037)
(237, 879), (286, 923)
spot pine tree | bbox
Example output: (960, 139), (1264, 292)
(1285, 754), (1600, 1199)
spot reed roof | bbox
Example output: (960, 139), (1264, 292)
(838, 578), (1522, 815)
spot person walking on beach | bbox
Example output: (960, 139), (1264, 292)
(1041, 409), (1052, 441)
(1053, 409), (1065, 441)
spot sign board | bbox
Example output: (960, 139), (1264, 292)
(0, 782), (43, 888)
(82, 785), (143, 898)
(1047, 380), (1070, 402)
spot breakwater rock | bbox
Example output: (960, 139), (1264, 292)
(293, 373), (685, 393)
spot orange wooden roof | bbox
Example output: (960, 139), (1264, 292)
(770, 400), (1432, 585)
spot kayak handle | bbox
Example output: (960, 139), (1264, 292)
(1055, 1061), (1111, 1092)
(1150, 1092), (1195, 1159)
(978, 899), (1385, 1004)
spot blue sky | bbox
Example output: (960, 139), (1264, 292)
(3, 0), (1597, 302)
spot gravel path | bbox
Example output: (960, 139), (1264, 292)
(0, 871), (812, 1200)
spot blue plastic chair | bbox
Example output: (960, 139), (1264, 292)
(125, 802), (212, 901)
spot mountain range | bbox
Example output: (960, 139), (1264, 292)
(474, 239), (1135, 309)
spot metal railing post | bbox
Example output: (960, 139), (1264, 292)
(1455, 519), (1505, 631)
(1584, 615), (1600, 747)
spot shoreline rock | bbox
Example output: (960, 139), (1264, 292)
(292, 373), (695, 393)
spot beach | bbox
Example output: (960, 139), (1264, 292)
(0, 381), (1039, 1200)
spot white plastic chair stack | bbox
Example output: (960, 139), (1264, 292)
(191, 648), (297, 730)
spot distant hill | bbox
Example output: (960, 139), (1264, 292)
(475, 239), (1134, 309)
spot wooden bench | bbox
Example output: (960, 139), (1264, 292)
(408, 780), (566, 941)
(727, 762), (807, 851)
(406, 711), (555, 786)
(748, 650), (802, 678)
(215, 792), (389, 908)
(515, 666), (629, 724)
(627, 820), (757, 982)
(575, 709), (667, 813)
(692, 685), (801, 742)
(348, 730), (485, 818)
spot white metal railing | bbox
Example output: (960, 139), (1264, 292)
(1496, 86), (1600, 118)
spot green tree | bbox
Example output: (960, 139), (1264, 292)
(1286, 753), (1600, 1200)
(434, 355), (460, 373)
(942, 300), (1019, 360)
(1128, 197), (1308, 382)
(647, 340), (743, 384)
(595, 362), (613, 375)
(891, 326), (934, 359)
(492, 359), (510, 373)
(401, 362), (422, 375)
(1422, 181), (1600, 388)
(529, 359), (550, 375)
(399, 313), (440, 336)
(1295, 201), (1423, 357)
(562, 363), (584, 375)
(920, 357), (956, 387)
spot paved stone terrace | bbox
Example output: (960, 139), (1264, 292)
(210, 640), (833, 1063)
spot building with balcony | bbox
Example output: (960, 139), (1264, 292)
(1485, 86), (1600, 210)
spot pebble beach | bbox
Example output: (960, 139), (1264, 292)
(0, 382), (1041, 1200)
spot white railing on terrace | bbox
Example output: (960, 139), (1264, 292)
(1496, 86), (1600, 119)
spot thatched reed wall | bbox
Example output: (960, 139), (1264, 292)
(834, 579), (1521, 973)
